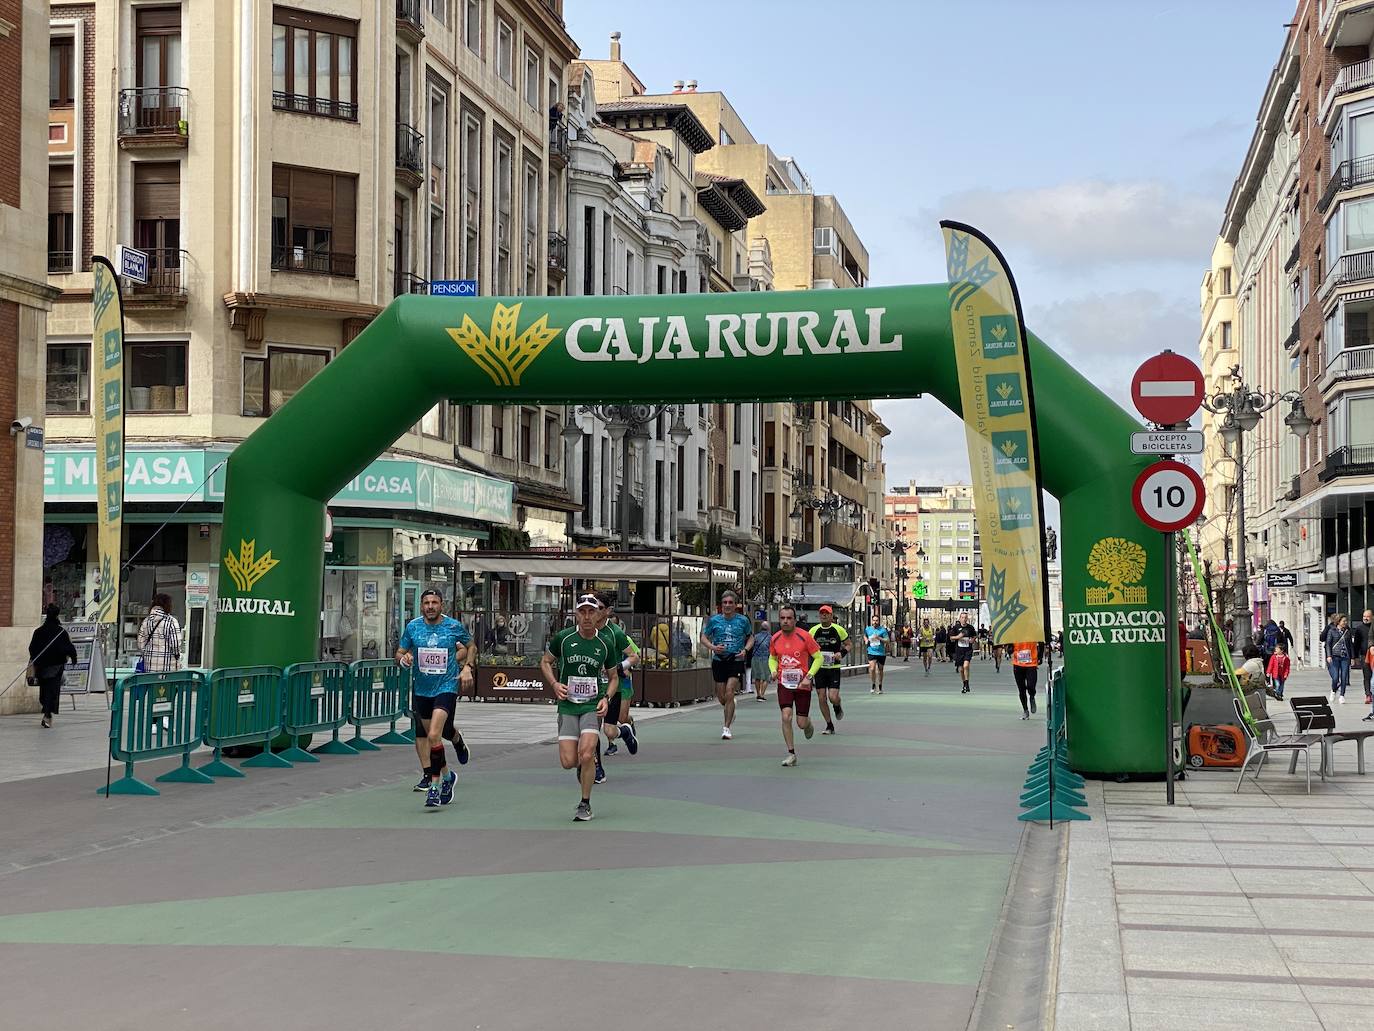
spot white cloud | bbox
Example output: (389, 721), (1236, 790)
(920, 179), (1218, 271)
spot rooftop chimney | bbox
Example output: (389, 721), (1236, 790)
(685, 79), (698, 93)
(610, 31), (621, 62)
(672, 80), (684, 93)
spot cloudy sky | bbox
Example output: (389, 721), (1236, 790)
(564, 0), (1294, 492)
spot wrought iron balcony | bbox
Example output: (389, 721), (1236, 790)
(395, 123), (424, 179)
(1322, 344), (1374, 389)
(549, 119), (569, 166)
(1319, 443), (1374, 481)
(272, 91), (357, 121)
(271, 244), (356, 277)
(396, 0), (424, 41)
(117, 87), (189, 148)
(1321, 250), (1374, 297)
(1319, 155), (1374, 213)
(1322, 58), (1374, 126)
(127, 248), (187, 295)
(547, 231), (567, 277)
(48, 250), (73, 274)
(394, 272), (430, 296)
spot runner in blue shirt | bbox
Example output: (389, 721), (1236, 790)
(700, 591), (754, 739)
(863, 613), (891, 695)
(397, 589), (474, 809)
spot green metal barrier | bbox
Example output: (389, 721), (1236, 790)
(346, 660), (410, 750)
(282, 661), (351, 761)
(200, 665), (290, 777)
(99, 671), (212, 796)
(1019, 667), (1089, 824)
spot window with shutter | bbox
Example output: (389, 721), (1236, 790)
(270, 164), (357, 277)
(48, 165), (74, 272)
(133, 162), (181, 286)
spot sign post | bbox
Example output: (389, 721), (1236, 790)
(1131, 351), (1205, 427)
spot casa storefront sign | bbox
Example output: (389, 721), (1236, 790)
(44, 447), (514, 524)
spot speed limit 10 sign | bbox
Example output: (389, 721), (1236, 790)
(1132, 461), (1205, 533)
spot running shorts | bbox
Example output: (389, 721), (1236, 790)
(776, 685), (812, 716)
(558, 711), (601, 740)
(711, 657), (746, 684)
(868, 653), (886, 667)
(814, 667), (841, 692)
(412, 692), (458, 723)
(603, 691), (623, 724)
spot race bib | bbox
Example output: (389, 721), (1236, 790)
(568, 676), (599, 703)
(417, 647), (447, 675)
(780, 668), (803, 688)
(822, 651), (839, 665)
(958, 639), (972, 649)
(1015, 647), (1033, 664)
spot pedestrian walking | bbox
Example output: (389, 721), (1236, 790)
(136, 593), (182, 673)
(27, 604), (77, 729)
(1324, 613), (1353, 703)
(1266, 642), (1290, 702)
(749, 619), (772, 702)
(1354, 610), (1373, 704)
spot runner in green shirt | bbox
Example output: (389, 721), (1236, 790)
(541, 594), (620, 821)
(596, 596), (640, 768)
(809, 604), (850, 735)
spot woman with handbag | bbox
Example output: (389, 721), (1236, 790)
(136, 593), (182, 674)
(1325, 612), (1353, 704)
(27, 604), (78, 729)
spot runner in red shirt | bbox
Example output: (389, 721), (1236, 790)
(768, 605), (823, 767)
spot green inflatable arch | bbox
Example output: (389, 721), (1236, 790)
(214, 286), (1166, 775)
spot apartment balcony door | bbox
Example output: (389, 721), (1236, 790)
(133, 162), (181, 289)
(135, 7), (183, 131)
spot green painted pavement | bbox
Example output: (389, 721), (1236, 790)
(221, 777), (956, 849)
(0, 856), (1009, 985)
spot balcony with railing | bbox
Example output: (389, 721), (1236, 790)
(1319, 443), (1374, 481)
(48, 250), (73, 274)
(1323, 1), (1374, 47)
(396, 0), (424, 42)
(395, 123), (424, 188)
(1322, 345), (1374, 390)
(117, 87), (189, 149)
(271, 244), (356, 278)
(547, 231), (567, 279)
(1320, 155), (1374, 213)
(1322, 58), (1374, 127)
(1321, 250), (1374, 298)
(272, 91), (357, 121)
(124, 248), (188, 307)
(394, 271), (430, 297)
(549, 119), (570, 167)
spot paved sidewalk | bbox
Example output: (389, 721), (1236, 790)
(1056, 668), (1374, 1031)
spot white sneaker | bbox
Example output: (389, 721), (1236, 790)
(1340, 695), (1347, 704)
(721, 727), (732, 740)
(870, 686), (877, 694)
(1330, 692), (1337, 703)
(781, 753), (797, 767)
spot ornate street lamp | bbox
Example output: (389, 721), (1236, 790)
(1200, 365), (1312, 653)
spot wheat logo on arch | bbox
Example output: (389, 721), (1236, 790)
(223, 538), (279, 594)
(446, 302), (560, 387)
(1086, 537), (1147, 607)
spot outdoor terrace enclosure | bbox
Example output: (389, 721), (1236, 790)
(214, 286), (1164, 774)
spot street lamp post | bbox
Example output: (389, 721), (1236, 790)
(562, 403), (692, 553)
(873, 536), (923, 629)
(1200, 365), (1312, 654)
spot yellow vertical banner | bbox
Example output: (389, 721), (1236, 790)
(91, 257), (125, 626)
(941, 221), (1050, 645)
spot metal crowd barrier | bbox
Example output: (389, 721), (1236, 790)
(345, 660), (410, 750)
(200, 665), (289, 777)
(281, 661), (351, 761)
(99, 671), (211, 796)
(1018, 667), (1088, 824)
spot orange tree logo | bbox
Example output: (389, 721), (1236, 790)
(446, 302), (559, 386)
(492, 671), (508, 688)
(223, 538), (279, 593)
(1086, 537), (1147, 606)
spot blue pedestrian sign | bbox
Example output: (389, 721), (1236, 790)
(430, 280), (478, 297)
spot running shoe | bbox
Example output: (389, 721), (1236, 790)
(1020, 712), (1030, 720)
(721, 727), (733, 740)
(821, 725), (835, 735)
(575, 800), (594, 821)
(870, 686), (877, 694)
(439, 770), (456, 805)
(413, 774), (430, 792)
(455, 734), (470, 765)
(781, 753), (797, 767)
(619, 722), (639, 755)
(756, 695), (765, 702)
(604, 742), (619, 756)
(803, 722), (814, 740)
(1030, 699), (1037, 714)
(424, 780), (442, 809)
(834, 699), (844, 720)
(594, 764), (607, 785)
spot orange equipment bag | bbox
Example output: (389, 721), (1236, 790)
(1186, 724), (1247, 769)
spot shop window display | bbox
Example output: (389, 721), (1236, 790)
(322, 528), (392, 663)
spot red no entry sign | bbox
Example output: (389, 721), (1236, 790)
(1131, 351), (1204, 426)
(1132, 461), (1205, 533)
